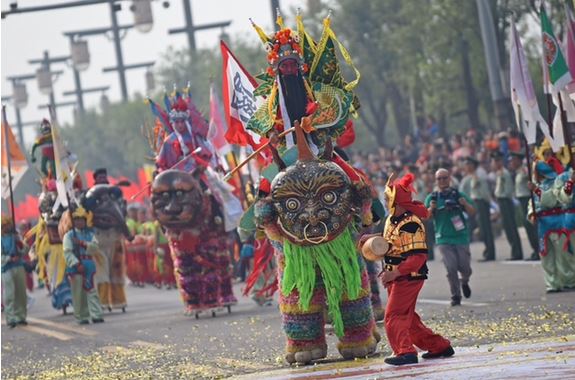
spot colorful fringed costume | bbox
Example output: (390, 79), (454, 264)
(254, 117), (378, 364)
(148, 89), (240, 316)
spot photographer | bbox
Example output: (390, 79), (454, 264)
(424, 169), (476, 306)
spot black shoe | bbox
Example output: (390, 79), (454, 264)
(8, 322), (17, 329)
(17, 320), (28, 326)
(451, 296), (461, 306)
(546, 288), (562, 294)
(461, 283), (471, 298)
(422, 346), (455, 359)
(478, 258), (495, 262)
(91, 318), (105, 323)
(77, 320), (90, 325)
(525, 253), (540, 261)
(384, 353), (418, 366)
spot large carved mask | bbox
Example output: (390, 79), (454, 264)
(255, 123), (370, 246)
(151, 170), (204, 230)
(82, 185), (129, 233)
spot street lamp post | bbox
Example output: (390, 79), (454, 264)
(6, 73), (44, 148)
(168, 0), (231, 57)
(64, 23), (154, 104)
(28, 51), (70, 122)
(108, 0), (128, 101)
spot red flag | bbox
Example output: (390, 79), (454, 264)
(220, 40), (267, 150)
(208, 84), (232, 156)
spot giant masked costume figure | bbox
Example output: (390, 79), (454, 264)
(236, 14), (381, 364)
(148, 89), (240, 317)
(81, 180), (132, 312)
(254, 122), (379, 365)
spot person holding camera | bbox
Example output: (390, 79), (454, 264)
(425, 169), (476, 306)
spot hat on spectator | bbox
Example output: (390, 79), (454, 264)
(509, 151), (524, 159)
(463, 156), (479, 167)
(490, 150), (504, 160)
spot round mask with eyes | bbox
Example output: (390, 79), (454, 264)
(271, 160), (354, 246)
(151, 170), (204, 229)
(83, 184), (127, 230)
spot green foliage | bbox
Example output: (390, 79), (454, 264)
(61, 95), (150, 178)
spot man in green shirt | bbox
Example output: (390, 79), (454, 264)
(491, 151), (523, 260)
(509, 152), (539, 260)
(425, 168), (476, 306)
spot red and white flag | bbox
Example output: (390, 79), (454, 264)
(208, 83), (232, 157)
(220, 40), (267, 150)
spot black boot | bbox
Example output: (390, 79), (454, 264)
(384, 353), (418, 366)
(450, 296), (461, 306)
(461, 283), (471, 298)
(422, 345), (455, 359)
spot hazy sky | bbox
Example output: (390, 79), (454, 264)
(1, 0), (301, 147)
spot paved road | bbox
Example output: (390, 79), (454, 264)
(2, 231), (574, 379)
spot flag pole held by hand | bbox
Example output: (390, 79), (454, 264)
(223, 127), (295, 182)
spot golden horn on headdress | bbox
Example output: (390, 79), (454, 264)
(276, 8), (284, 29)
(250, 18), (270, 45)
(295, 120), (314, 162)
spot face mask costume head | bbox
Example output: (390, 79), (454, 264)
(150, 170), (204, 230)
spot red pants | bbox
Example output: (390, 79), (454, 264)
(385, 279), (450, 356)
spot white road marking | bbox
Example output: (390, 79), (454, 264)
(418, 298), (489, 307)
(19, 325), (74, 341)
(27, 317), (97, 336)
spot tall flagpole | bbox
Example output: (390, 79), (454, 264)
(2, 105), (18, 230)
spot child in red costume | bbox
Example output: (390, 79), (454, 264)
(360, 173), (454, 365)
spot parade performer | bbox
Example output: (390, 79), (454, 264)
(2, 216), (28, 328)
(148, 88), (239, 316)
(360, 173), (453, 365)
(60, 206), (104, 324)
(254, 120), (379, 365)
(26, 179), (73, 314)
(124, 203), (148, 287)
(246, 11), (359, 158)
(146, 220), (176, 289)
(30, 119), (55, 177)
(149, 89), (216, 173)
(556, 166), (575, 290)
(82, 170), (132, 312)
(529, 160), (574, 292)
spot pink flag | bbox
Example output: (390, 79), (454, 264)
(208, 84), (232, 156)
(220, 40), (267, 151)
(509, 20), (547, 144)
